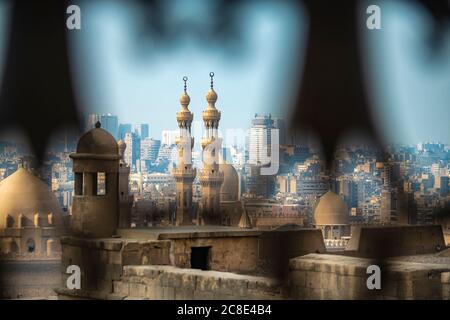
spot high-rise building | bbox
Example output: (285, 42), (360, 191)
(173, 77), (196, 226)
(199, 73), (224, 225)
(249, 114), (275, 166)
(296, 177), (329, 197)
(244, 164), (276, 199)
(124, 132), (141, 171)
(380, 188), (416, 225)
(141, 138), (161, 163)
(100, 114), (119, 140)
(118, 123), (132, 140)
(437, 176), (449, 196)
(133, 124), (149, 139)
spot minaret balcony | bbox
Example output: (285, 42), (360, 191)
(172, 167), (196, 180)
(201, 137), (220, 149)
(176, 136), (194, 148)
(202, 109), (221, 122)
(198, 169), (224, 183)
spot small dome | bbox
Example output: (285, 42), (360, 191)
(220, 163), (239, 202)
(206, 88), (218, 106)
(76, 124), (118, 155)
(314, 191), (349, 225)
(0, 168), (64, 228)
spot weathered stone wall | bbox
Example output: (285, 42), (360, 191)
(442, 272), (450, 300)
(289, 253), (450, 300)
(170, 236), (258, 273)
(113, 265), (285, 300)
(0, 260), (60, 299)
(60, 237), (170, 293)
(346, 225), (445, 257)
(257, 229), (325, 276)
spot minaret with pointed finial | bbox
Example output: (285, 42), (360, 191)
(173, 76), (196, 225)
(199, 72), (224, 225)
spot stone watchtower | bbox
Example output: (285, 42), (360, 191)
(199, 72), (224, 225)
(70, 121), (121, 238)
(173, 77), (196, 225)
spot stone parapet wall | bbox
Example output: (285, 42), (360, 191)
(170, 237), (258, 273)
(60, 237), (170, 293)
(346, 225), (446, 257)
(289, 254), (450, 300)
(442, 272), (450, 300)
(114, 265), (285, 300)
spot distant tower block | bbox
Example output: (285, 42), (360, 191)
(173, 76), (196, 225)
(70, 121), (121, 238)
(118, 139), (133, 228)
(199, 72), (224, 225)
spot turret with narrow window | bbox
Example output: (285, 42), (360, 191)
(70, 121), (120, 237)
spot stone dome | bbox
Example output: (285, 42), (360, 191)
(220, 163), (239, 202)
(314, 191), (349, 226)
(76, 122), (118, 155)
(0, 167), (64, 228)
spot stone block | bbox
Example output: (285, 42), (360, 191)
(320, 272), (338, 291)
(289, 271), (306, 288)
(144, 284), (157, 299)
(174, 288), (195, 300)
(180, 272), (197, 290)
(305, 271), (322, 289)
(193, 290), (213, 300)
(113, 281), (130, 296)
(336, 275), (366, 292)
(220, 277), (248, 296)
(129, 283), (147, 297)
(441, 272), (450, 284)
(108, 251), (122, 265)
(413, 279), (442, 299)
(162, 286), (175, 299)
(196, 275), (220, 291)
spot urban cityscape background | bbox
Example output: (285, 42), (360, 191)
(0, 111), (448, 233)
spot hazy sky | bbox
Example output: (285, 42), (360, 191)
(69, 0), (305, 140)
(0, 0), (449, 146)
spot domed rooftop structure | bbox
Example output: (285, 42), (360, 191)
(219, 163), (239, 202)
(76, 121), (118, 155)
(314, 191), (349, 226)
(0, 167), (64, 228)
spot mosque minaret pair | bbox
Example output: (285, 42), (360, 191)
(173, 73), (224, 226)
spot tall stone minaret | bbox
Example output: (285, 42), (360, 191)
(173, 76), (196, 225)
(199, 72), (224, 225)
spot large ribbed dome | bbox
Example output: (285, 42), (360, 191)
(76, 123), (118, 155)
(314, 191), (349, 225)
(0, 167), (64, 228)
(219, 163), (239, 202)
